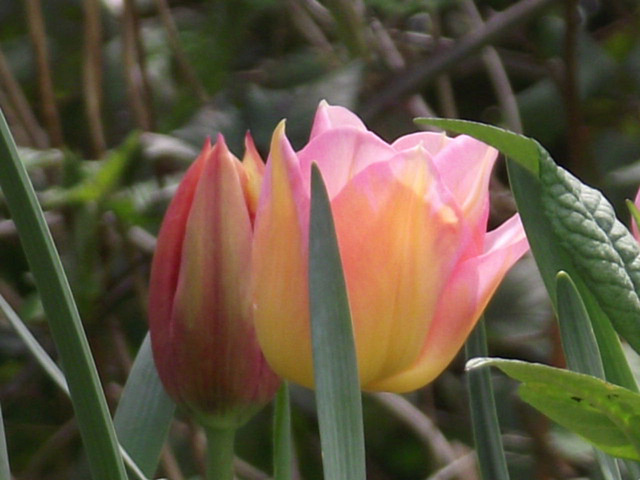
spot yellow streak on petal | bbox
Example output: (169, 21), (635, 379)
(333, 150), (462, 386)
(252, 122), (314, 388)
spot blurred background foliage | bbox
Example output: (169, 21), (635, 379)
(1, 0), (640, 478)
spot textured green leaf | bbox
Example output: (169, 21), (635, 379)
(468, 358), (640, 461)
(538, 154), (640, 355)
(309, 164), (366, 480)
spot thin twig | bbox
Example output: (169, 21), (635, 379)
(83, 0), (107, 156)
(24, 0), (64, 146)
(287, 0), (334, 53)
(121, 0), (154, 130)
(369, 19), (435, 119)
(425, 452), (477, 480)
(151, 0), (209, 103)
(371, 393), (458, 467)
(462, 0), (522, 133)
(563, 0), (583, 172)
(0, 46), (48, 147)
(361, 0), (561, 120)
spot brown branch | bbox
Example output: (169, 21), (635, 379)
(83, 0), (107, 156)
(151, 0), (209, 103)
(24, 0), (64, 146)
(563, 0), (583, 172)
(462, 0), (522, 132)
(361, 0), (561, 120)
(0, 46), (48, 147)
(121, 0), (154, 130)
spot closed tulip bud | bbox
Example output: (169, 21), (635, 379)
(148, 134), (280, 427)
(252, 102), (529, 393)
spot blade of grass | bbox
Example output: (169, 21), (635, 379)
(0, 404), (10, 480)
(465, 319), (510, 480)
(113, 334), (175, 478)
(273, 382), (292, 480)
(309, 164), (366, 480)
(0, 109), (127, 480)
(0, 293), (149, 480)
(556, 272), (622, 480)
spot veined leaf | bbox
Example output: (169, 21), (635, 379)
(467, 358), (640, 461)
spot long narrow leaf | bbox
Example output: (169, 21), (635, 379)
(0, 404), (10, 480)
(309, 164), (366, 480)
(465, 320), (510, 480)
(0, 294), (149, 479)
(556, 273), (622, 480)
(113, 334), (175, 478)
(0, 109), (127, 480)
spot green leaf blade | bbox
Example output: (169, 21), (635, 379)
(468, 358), (640, 461)
(0, 109), (128, 480)
(113, 334), (175, 477)
(309, 164), (366, 480)
(465, 321), (510, 480)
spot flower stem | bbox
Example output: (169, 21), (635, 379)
(204, 425), (236, 480)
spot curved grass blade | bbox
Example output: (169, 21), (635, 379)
(0, 293), (150, 479)
(113, 334), (175, 477)
(465, 319), (510, 480)
(273, 382), (292, 480)
(0, 109), (127, 480)
(0, 404), (10, 480)
(556, 273), (622, 480)
(309, 164), (366, 480)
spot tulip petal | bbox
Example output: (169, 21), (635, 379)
(431, 135), (498, 230)
(391, 131), (453, 155)
(367, 214), (528, 392)
(331, 147), (466, 385)
(252, 123), (315, 388)
(148, 141), (210, 400)
(167, 139), (267, 413)
(297, 127), (398, 199)
(309, 101), (368, 139)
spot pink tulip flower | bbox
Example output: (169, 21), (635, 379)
(252, 102), (529, 393)
(148, 134), (280, 426)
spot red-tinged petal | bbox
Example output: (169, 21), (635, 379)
(309, 100), (367, 139)
(161, 138), (278, 419)
(297, 127), (398, 199)
(331, 147), (465, 385)
(252, 122), (314, 388)
(367, 214), (528, 392)
(148, 142), (210, 400)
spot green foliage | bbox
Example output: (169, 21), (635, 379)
(468, 358), (640, 462)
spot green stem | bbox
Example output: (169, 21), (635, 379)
(204, 426), (236, 480)
(465, 319), (510, 480)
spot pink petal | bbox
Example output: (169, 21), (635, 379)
(297, 127), (398, 199)
(309, 101), (368, 139)
(391, 131), (453, 155)
(366, 214), (528, 392)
